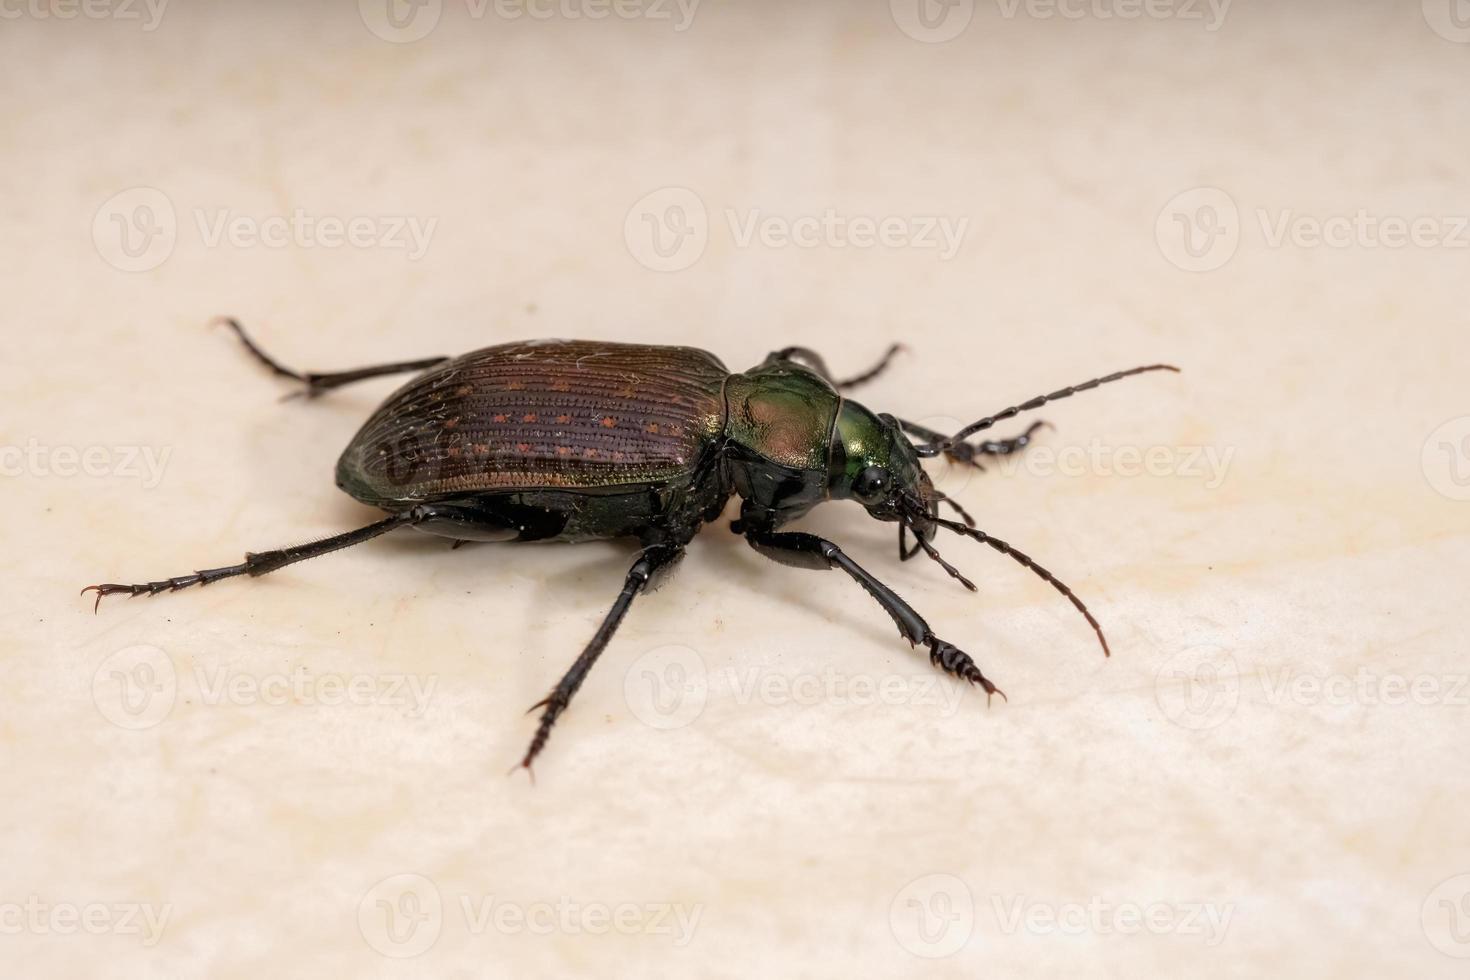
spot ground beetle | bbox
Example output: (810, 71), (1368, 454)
(85, 320), (1178, 771)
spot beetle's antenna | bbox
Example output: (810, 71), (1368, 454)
(907, 522), (977, 592)
(930, 490), (976, 528)
(916, 364), (1180, 457)
(925, 513), (1111, 658)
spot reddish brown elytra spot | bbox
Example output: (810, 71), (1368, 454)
(645, 422), (660, 434)
(517, 442), (532, 453)
(600, 417), (617, 428)
(443, 417), (461, 429)
(550, 379), (571, 392)
(583, 447), (599, 458)
(493, 413), (509, 423)
(556, 414), (572, 424)
(522, 413), (538, 423)
(454, 385), (473, 397)
(556, 446), (572, 456)
(473, 443), (490, 455)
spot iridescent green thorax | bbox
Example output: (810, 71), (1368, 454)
(829, 400), (926, 500)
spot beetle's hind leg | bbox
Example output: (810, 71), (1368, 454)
(518, 542), (685, 774)
(81, 504), (458, 611)
(214, 317), (448, 399)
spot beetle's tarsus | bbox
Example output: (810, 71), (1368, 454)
(926, 636), (1004, 703)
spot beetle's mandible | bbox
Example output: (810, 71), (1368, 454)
(83, 320), (1180, 772)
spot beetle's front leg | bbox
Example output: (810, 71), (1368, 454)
(898, 418), (1049, 469)
(743, 529), (1004, 702)
(518, 541), (686, 773)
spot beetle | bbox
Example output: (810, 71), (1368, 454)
(84, 319), (1179, 771)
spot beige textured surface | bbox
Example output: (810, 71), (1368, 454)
(4, 1), (1469, 976)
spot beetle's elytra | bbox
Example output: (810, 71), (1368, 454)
(84, 319), (1179, 771)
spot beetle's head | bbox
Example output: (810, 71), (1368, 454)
(829, 400), (937, 539)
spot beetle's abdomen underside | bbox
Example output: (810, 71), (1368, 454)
(336, 340), (729, 506)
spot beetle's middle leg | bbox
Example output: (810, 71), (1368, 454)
(215, 317), (448, 399)
(771, 344), (904, 390)
(519, 542), (685, 772)
(743, 529), (1004, 701)
(82, 503), (465, 611)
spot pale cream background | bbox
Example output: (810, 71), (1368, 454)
(4, 1), (1469, 977)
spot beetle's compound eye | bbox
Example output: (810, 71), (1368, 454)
(852, 465), (890, 505)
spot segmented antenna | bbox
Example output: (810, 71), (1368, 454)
(926, 514), (1112, 658)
